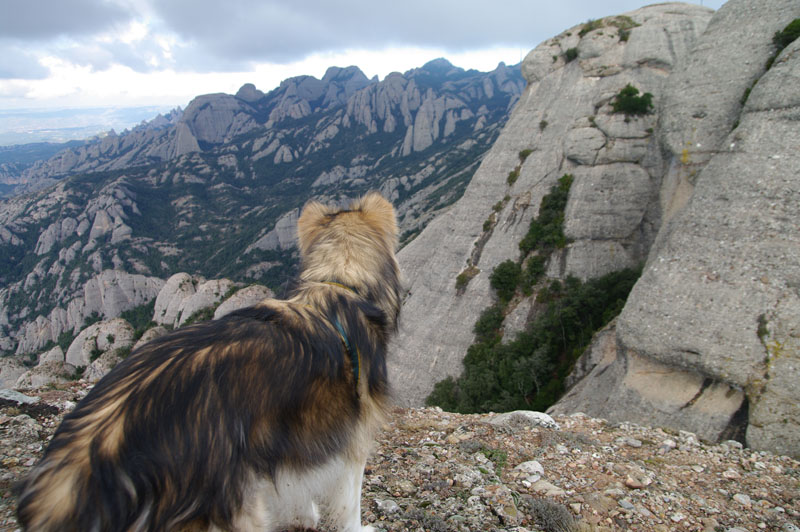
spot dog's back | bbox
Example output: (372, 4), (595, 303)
(18, 298), (389, 531)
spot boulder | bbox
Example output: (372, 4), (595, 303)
(0, 357), (29, 390)
(65, 318), (134, 367)
(83, 348), (126, 383)
(213, 285), (273, 319)
(15, 361), (77, 389)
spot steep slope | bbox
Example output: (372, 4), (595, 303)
(0, 60), (524, 358)
(390, 3), (713, 406)
(553, 0), (800, 457)
(391, 0), (800, 457)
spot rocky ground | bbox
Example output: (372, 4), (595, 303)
(0, 384), (798, 531)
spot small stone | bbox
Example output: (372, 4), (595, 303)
(514, 460), (545, 476)
(618, 499), (635, 511)
(376, 499), (401, 514)
(625, 472), (652, 489)
(722, 468), (741, 479)
(671, 512), (685, 523)
(531, 479), (566, 497)
(732, 493), (752, 507)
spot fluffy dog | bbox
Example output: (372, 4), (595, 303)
(17, 192), (402, 532)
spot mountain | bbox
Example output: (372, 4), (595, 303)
(0, 59), (524, 358)
(390, 0), (800, 458)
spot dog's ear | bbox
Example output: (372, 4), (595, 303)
(353, 192), (398, 241)
(297, 200), (331, 256)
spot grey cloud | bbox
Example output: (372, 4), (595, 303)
(0, 0), (134, 40)
(147, 0), (575, 64)
(146, 0), (725, 68)
(0, 47), (50, 80)
(61, 40), (165, 73)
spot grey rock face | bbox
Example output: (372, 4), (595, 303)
(15, 360), (77, 389)
(390, 3), (713, 407)
(180, 94), (258, 145)
(0, 357), (27, 389)
(555, 0), (800, 455)
(213, 285), (273, 319)
(153, 273), (237, 328)
(83, 348), (126, 383)
(11, 270), (163, 356)
(65, 318), (134, 367)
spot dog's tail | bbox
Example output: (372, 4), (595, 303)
(17, 391), (143, 531)
(16, 450), (93, 531)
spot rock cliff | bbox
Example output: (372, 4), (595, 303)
(554, 0), (800, 457)
(391, 2), (712, 405)
(391, 1), (800, 457)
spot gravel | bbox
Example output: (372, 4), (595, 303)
(1, 384), (798, 531)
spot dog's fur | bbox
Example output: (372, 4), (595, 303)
(16, 192), (402, 532)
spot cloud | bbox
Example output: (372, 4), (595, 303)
(0, 48), (50, 79)
(0, 0), (134, 40)
(147, 0), (554, 66)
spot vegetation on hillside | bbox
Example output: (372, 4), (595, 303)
(611, 84), (654, 116)
(428, 173), (642, 414)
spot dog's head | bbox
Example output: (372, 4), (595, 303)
(297, 192), (402, 326)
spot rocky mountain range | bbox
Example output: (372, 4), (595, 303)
(0, 59), (523, 358)
(391, 0), (800, 458)
(1, 0), (798, 463)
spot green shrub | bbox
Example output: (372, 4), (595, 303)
(773, 18), (800, 50)
(507, 169), (520, 186)
(473, 303), (505, 343)
(456, 266), (480, 290)
(490, 260), (522, 303)
(611, 84), (653, 116)
(521, 254), (547, 294)
(564, 47), (578, 63)
(519, 148), (534, 161)
(426, 266), (642, 414)
(519, 174), (573, 255)
(579, 19), (604, 37)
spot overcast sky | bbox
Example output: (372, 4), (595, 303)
(0, 0), (725, 111)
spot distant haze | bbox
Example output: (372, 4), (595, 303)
(0, 106), (178, 146)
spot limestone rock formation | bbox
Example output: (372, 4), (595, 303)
(0, 357), (27, 389)
(390, 3), (713, 407)
(83, 348), (126, 383)
(153, 273), (237, 328)
(14, 360), (77, 390)
(552, 0), (800, 457)
(132, 326), (168, 351)
(213, 284), (273, 319)
(64, 318), (134, 367)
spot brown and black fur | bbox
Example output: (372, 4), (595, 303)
(16, 192), (402, 532)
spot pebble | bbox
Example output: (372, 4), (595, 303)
(733, 493), (752, 507)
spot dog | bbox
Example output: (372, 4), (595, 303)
(17, 192), (402, 532)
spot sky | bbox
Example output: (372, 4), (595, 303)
(0, 0), (726, 114)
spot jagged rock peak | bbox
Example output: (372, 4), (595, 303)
(235, 83), (265, 103)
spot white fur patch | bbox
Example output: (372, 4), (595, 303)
(237, 456), (374, 532)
